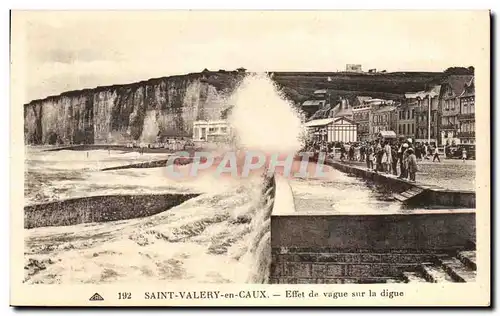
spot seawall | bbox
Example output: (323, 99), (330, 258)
(324, 159), (476, 208)
(24, 193), (199, 229)
(269, 175), (477, 284)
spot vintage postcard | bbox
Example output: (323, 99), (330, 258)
(10, 10), (490, 307)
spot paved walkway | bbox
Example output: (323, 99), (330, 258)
(330, 156), (475, 191)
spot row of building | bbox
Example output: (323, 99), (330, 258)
(302, 75), (475, 146)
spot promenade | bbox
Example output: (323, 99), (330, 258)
(330, 156), (475, 191)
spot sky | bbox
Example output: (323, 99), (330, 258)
(12, 11), (488, 104)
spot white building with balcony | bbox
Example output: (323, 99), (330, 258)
(192, 120), (232, 143)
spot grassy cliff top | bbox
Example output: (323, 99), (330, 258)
(24, 70), (450, 106)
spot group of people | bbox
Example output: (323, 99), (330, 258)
(412, 142), (441, 162)
(306, 138), (448, 182)
(359, 139), (444, 181)
(360, 139), (420, 181)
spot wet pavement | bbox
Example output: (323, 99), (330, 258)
(330, 156), (475, 191)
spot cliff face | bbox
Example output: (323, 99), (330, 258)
(24, 72), (241, 145)
(24, 70), (447, 145)
(25, 94), (94, 145)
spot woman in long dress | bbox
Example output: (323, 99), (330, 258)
(382, 141), (393, 173)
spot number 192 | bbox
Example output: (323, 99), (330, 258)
(118, 292), (132, 299)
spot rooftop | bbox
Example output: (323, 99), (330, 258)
(374, 105), (397, 113)
(460, 77), (475, 97)
(304, 118), (335, 127)
(302, 100), (326, 107)
(405, 85), (441, 99)
(444, 75), (474, 96)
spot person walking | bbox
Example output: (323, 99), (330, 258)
(462, 147), (467, 162)
(423, 142), (430, 160)
(340, 142), (346, 162)
(415, 144), (422, 161)
(374, 141), (383, 172)
(366, 143), (374, 170)
(432, 146), (441, 162)
(407, 148), (418, 182)
(391, 144), (399, 176)
(349, 144), (355, 161)
(398, 143), (409, 179)
(382, 141), (392, 174)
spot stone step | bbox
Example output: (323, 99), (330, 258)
(400, 191), (414, 198)
(408, 187), (425, 194)
(439, 257), (476, 282)
(420, 264), (455, 283)
(457, 251), (476, 270)
(403, 272), (428, 283)
(393, 187), (425, 202)
(393, 193), (408, 202)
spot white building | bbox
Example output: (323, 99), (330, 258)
(192, 120), (231, 142)
(346, 64), (363, 73)
(304, 117), (358, 143)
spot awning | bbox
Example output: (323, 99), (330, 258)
(378, 131), (397, 138)
(304, 118), (335, 127)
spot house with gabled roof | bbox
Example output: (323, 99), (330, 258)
(439, 75), (474, 146)
(458, 77), (475, 144)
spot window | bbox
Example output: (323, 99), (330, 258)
(412, 109), (415, 119)
(209, 127), (217, 132)
(411, 124), (414, 134)
(221, 127), (227, 133)
(399, 125), (402, 134)
(403, 124), (406, 134)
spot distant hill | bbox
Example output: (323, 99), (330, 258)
(271, 71), (449, 105)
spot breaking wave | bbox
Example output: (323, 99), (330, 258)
(25, 73), (305, 284)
